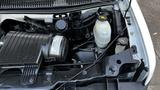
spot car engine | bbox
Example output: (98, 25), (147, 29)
(0, 7), (141, 89)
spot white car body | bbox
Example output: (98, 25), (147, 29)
(120, 0), (156, 85)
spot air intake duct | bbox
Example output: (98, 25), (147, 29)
(0, 31), (68, 85)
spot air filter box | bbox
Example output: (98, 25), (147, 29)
(0, 31), (52, 85)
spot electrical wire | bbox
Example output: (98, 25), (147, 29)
(55, 27), (127, 90)
(124, 0), (132, 18)
(155, 50), (160, 60)
(73, 37), (94, 50)
(46, 62), (92, 67)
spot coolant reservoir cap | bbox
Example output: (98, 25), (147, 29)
(98, 15), (108, 21)
(55, 19), (67, 31)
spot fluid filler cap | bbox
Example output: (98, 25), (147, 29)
(55, 19), (68, 32)
(98, 15), (108, 21)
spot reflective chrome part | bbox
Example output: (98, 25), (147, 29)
(49, 35), (64, 56)
(0, 41), (4, 47)
(49, 35), (68, 62)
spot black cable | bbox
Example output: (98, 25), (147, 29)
(73, 41), (93, 50)
(56, 74), (116, 86)
(73, 37), (93, 50)
(155, 50), (160, 60)
(45, 62), (92, 67)
(82, 13), (97, 23)
(72, 19), (96, 30)
(72, 13), (97, 30)
(124, 0), (132, 18)
(56, 27), (127, 90)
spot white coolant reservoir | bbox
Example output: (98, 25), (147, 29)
(93, 15), (111, 48)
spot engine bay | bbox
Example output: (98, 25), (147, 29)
(0, 7), (141, 89)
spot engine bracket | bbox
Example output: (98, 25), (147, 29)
(105, 46), (140, 76)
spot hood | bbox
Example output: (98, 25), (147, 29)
(0, 0), (115, 10)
